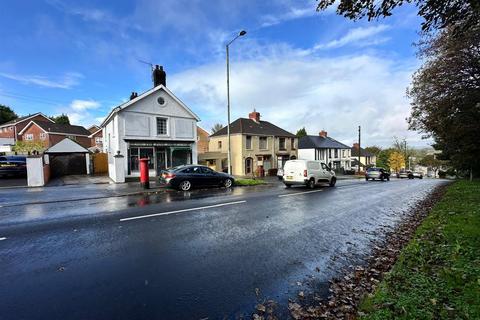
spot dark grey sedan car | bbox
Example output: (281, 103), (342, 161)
(365, 167), (390, 181)
(160, 165), (235, 191)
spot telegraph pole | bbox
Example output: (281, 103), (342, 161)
(358, 125), (361, 174)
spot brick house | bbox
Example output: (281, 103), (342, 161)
(87, 125), (103, 151)
(0, 113), (53, 144)
(197, 126), (209, 154)
(18, 121), (92, 149)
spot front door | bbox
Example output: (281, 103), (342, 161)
(156, 149), (167, 175)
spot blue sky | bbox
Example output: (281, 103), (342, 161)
(0, 0), (427, 147)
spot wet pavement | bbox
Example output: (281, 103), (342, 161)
(0, 178), (448, 319)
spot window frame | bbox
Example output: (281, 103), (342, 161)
(24, 133), (34, 141)
(246, 135), (252, 150)
(279, 137), (286, 150)
(218, 141), (222, 150)
(39, 133), (47, 140)
(156, 117), (168, 136)
(259, 136), (268, 150)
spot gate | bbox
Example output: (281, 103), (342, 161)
(92, 152), (108, 174)
(49, 154), (87, 177)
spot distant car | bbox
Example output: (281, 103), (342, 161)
(277, 168), (284, 180)
(412, 172), (423, 179)
(0, 156), (27, 177)
(365, 167), (390, 181)
(398, 170), (414, 179)
(159, 165), (235, 191)
(282, 159), (336, 188)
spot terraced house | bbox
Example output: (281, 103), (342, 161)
(199, 110), (297, 176)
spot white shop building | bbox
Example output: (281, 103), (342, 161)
(101, 66), (200, 182)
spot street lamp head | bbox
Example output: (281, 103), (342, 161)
(239, 30), (247, 36)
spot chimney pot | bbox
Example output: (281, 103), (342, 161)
(319, 130), (328, 137)
(129, 92), (137, 100)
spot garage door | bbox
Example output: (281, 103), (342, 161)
(49, 153), (86, 177)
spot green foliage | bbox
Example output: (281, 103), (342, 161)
(316, 0), (479, 33)
(296, 127), (307, 138)
(50, 113), (70, 124)
(408, 20), (480, 176)
(211, 123), (224, 134)
(234, 179), (266, 186)
(0, 104), (18, 125)
(364, 146), (381, 156)
(376, 148), (394, 171)
(13, 141), (46, 154)
(360, 181), (480, 319)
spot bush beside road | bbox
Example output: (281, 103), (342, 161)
(360, 180), (480, 319)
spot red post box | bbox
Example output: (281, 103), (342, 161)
(139, 158), (150, 189)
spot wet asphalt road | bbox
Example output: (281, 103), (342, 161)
(0, 178), (448, 319)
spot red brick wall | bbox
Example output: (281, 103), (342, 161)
(21, 124), (49, 148)
(21, 123), (90, 149)
(0, 126), (15, 139)
(49, 134), (91, 149)
(0, 115), (52, 141)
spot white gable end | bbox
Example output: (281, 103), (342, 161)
(45, 138), (89, 153)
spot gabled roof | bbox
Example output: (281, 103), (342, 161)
(88, 128), (102, 138)
(87, 125), (101, 133)
(100, 84), (200, 127)
(45, 138), (89, 153)
(298, 135), (350, 149)
(210, 118), (295, 138)
(18, 120), (91, 136)
(351, 147), (375, 157)
(0, 112), (54, 128)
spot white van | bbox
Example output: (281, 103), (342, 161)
(282, 160), (336, 188)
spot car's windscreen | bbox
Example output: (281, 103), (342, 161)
(367, 168), (379, 172)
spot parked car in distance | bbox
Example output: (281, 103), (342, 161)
(398, 170), (414, 179)
(159, 165), (235, 191)
(282, 159), (336, 188)
(412, 172), (423, 179)
(365, 167), (390, 181)
(0, 156), (27, 177)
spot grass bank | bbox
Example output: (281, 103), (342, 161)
(234, 178), (267, 186)
(360, 180), (480, 319)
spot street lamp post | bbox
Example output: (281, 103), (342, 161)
(226, 30), (246, 175)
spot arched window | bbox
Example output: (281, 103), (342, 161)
(245, 157), (253, 175)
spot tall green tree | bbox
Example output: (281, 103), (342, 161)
(377, 148), (394, 171)
(296, 127), (307, 138)
(408, 20), (480, 177)
(0, 104), (18, 125)
(50, 113), (70, 125)
(316, 0), (479, 33)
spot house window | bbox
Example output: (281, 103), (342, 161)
(279, 138), (286, 150)
(334, 149), (338, 158)
(67, 135), (76, 141)
(24, 133), (33, 141)
(40, 133), (47, 140)
(95, 137), (102, 144)
(9, 127), (13, 131)
(245, 157), (253, 174)
(246, 135), (252, 149)
(218, 141), (222, 150)
(291, 138), (295, 150)
(259, 137), (267, 149)
(156, 117), (167, 135)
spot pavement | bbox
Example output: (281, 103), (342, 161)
(0, 178), (449, 319)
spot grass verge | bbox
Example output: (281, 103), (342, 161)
(235, 178), (267, 186)
(360, 180), (480, 319)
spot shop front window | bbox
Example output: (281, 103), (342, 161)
(172, 149), (191, 167)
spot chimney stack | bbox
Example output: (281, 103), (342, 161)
(353, 143), (359, 149)
(153, 65), (166, 87)
(248, 109), (261, 123)
(319, 130), (328, 138)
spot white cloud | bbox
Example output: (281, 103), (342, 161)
(70, 99), (100, 111)
(53, 99), (102, 127)
(169, 45), (428, 148)
(313, 25), (391, 50)
(0, 72), (82, 89)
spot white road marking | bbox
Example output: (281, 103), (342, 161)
(0, 237), (7, 241)
(120, 200), (247, 222)
(278, 189), (324, 198)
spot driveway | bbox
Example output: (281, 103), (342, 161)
(0, 179), (448, 319)
(0, 176), (27, 188)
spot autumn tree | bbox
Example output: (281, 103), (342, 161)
(408, 20), (480, 177)
(388, 151), (406, 172)
(296, 127), (307, 138)
(316, 0), (479, 33)
(50, 113), (70, 125)
(13, 141), (47, 154)
(211, 123), (224, 134)
(0, 104), (18, 125)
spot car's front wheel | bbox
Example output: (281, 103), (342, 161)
(178, 180), (192, 191)
(308, 178), (316, 189)
(329, 177), (336, 187)
(285, 184), (292, 188)
(365, 177), (369, 181)
(224, 178), (233, 188)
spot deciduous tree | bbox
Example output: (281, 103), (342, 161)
(50, 114), (70, 125)
(211, 123), (224, 134)
(0, 104), (18, 125)
(388, 151), (406, 172)
(296, 127), (307, 138)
